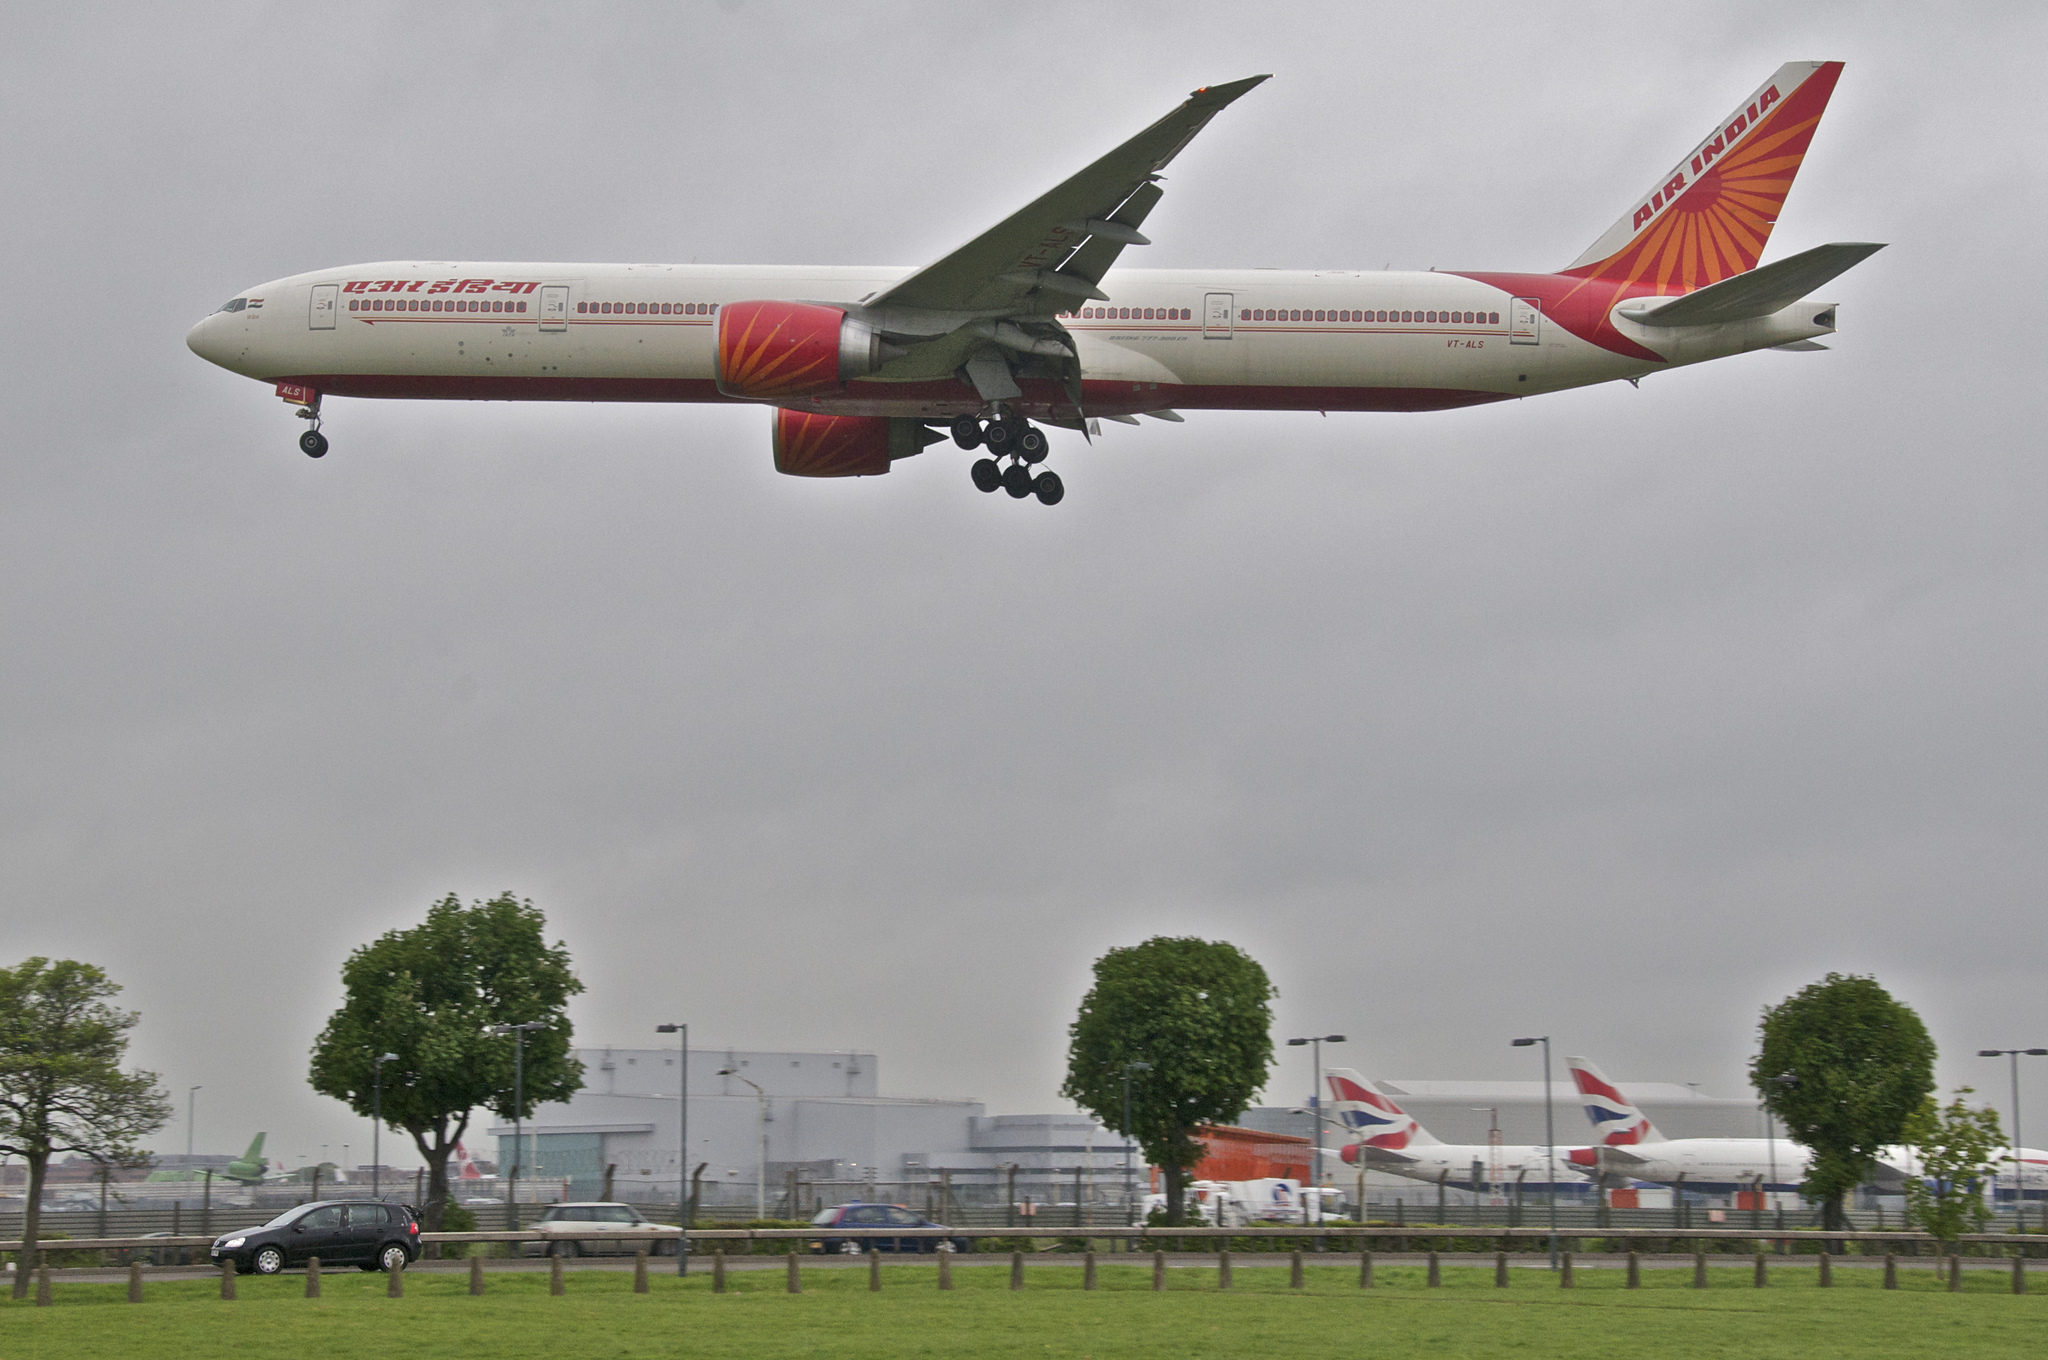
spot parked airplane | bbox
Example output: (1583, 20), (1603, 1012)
(1322, 1068), (1589, 1194)
(145, 1133), (272, 1186)
(186, 62), (1876, 506)
(1569, 1056), (2048, 1203)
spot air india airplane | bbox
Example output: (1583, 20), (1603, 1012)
(186, 63), (1876, 506)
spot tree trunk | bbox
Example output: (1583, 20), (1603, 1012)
(1164, 1162), (1187, 1225)
(1822, 1191), (1847, 1239)
(409, 1123), (460, 1232)
(10, 1151), (48, 1299)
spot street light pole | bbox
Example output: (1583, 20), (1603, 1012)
(1977, 1047), (2047, 1229)
(1513, 1036), (1558, 1269)
(718, 1068), (768, 1219)
(487, 1021), (548, 1230)
(657, 1024), (690, 1275)
(1286, 1035), (1346, 1224)
(1121, 1061), (1151, 1227)
(371, 1053), (398, 1200)
(187, 1086), (201, 1160)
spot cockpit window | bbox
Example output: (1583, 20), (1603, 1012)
(217, 298), (248, 313)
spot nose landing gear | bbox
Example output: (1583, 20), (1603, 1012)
(293, 400), (328, 458)
(959, 413), (1063, 505)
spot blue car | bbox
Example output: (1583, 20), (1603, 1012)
(807, 1203), (969, 1254)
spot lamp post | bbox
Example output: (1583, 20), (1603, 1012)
(1977, 1048), (2047, 1228)
(1121, 1061), (1151, 1226)
(718, 1068), (768, 1219)
(487, 1021), (549, 1230)
(186, 1086), (201, 1160)
(1286, 1035), (1346, 1224)
(1512, 1037), (1558, 1269)
(656, 1024), (690, 1275)
(371, 1052), (399, 1199)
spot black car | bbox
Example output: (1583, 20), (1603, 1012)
(210, 1199), (421, 1274)
(808, 1203), (969, 1254)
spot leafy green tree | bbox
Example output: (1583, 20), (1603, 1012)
(1750, 973), (1935, 1234)
(1060, 937), (1276, 1224)
(0, 959), (171, 1297)
(309, 893), (584, 1229)
(1902, 1087), (2003, 1243)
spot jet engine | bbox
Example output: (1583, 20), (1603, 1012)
(717, 300), (899, 401)
(772, 410), (943, 478)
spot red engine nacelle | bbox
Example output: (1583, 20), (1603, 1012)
(717, 300), (895, 401)
(772, 410), (943, 478)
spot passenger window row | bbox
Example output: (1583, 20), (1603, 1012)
(1242, 308), (1501, 324)
(1065, 307), (1191, 321)
(352, 297), (527, 313)
(576, 302), (719, 316)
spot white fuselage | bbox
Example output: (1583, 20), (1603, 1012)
(185, 260), (1839, 420)
(1342, 1142), (1591, 1194)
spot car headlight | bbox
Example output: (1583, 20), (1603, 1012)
(220, 1237), (246, 1249)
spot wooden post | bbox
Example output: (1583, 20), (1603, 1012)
(1425, 1251), (1439, 1288)
(1560, 1251), (1574, 1288)
(551, 1253), (565, 1296)
(36, 1265), (53, 1306)
(1155, 1250), (1167, 1291)
(868, 1249), (881, 1292)
(1625, 1251), (1640, 1289)
(218, 1258), (235, 1300)
(1292, 1249), (1306, 1289)
(387, 1257), (404, 1298)
(1220, 1248), (1233, 1290)
(713, 1250), (726, 1293)
(127, 1260), (144, 1303)
(1753, 1252), (1766, 1288)
(1494, 1250), (1508, 1288)
(1693, 1251), (1707, 1288)
(469, 1254), (485, 1295)
(2014, 1254), (2026, 1295)
(786, 1249), (801, 1294)
(1359, 1249), (1374, 1289)
(1818, 1250), (1832, 1288)
(1883, 1253), (1897, 1289)
(938, 1248), (953, 1291)
(1010, 1251), (1025, 1290)
(307, 1256), (322, 1298)
(634, 1247), (649, 1294)
(1948, 1255), (1962, 1293)
(1084, 1249), (1097, 1291)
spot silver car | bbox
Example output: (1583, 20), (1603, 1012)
(524, 1202), (677, 1257)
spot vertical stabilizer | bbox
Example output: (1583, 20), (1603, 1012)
(1566, 62), (1845, 288)
(1323, 1068), (1440, 1148)
(242, 1132), (266, 1163)
(1565, 1057), (1664, 1145)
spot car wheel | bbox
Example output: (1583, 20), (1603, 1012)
(838, 1240), (863, 1256)
(251, 1245), (286, 1275)
(379, 1244), (410, 1273)
(553, 1240), (580, 1259)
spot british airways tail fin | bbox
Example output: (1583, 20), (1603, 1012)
(1323, 1068), (1440, 1148)
(1567, 62), (1845, 288)
(1565, 1056), (1664, 1146)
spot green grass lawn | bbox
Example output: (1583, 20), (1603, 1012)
(4, 1262), (2041, 1359)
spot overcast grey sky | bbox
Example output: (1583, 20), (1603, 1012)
(4, 2), (2045, 1169)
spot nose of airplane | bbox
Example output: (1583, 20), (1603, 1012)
(186, 313), (229, 366)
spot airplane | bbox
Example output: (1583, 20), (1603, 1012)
(144, 1132), (272, 1185)
(1568, 1056), (2048, 1204)
(1322, 1067), (1591, 1196)
(186, 62), (1877, 507)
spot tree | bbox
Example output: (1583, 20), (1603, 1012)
(1750, 972), (1935, 1234)
(309, 893), (584, 1229)
(1060, 937), (1276, 1224)
(0, 958), (171, 1297)
(1902, 1087), (2003, 1243)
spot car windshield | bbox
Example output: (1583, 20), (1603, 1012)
(260, 1204), (317, 1229)
(810, 1207), (841, 1226)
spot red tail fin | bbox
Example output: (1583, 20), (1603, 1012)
(1566, 62), (1845, 289)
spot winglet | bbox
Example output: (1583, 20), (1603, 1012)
(1190, 75), (1272, 106)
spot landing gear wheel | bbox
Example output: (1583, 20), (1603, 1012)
(299, 429), (328, 458)
(1016, 426), (1048, 461)
(950, 415), (984, 450)
(982, 418), (1016, 454)
(1002, 462), (1034, 498)
(1033, 470), (1065, 506)
(969, 458), (1002, 493)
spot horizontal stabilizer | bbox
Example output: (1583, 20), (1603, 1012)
(1621, 242), (1884, 327)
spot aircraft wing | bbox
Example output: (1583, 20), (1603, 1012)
(867, 75), (1269, 315)
(1620, 241), (1885, 327)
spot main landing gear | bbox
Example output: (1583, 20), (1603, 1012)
(295, 402), (328, 458)
(953, 413), (1063, 505)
